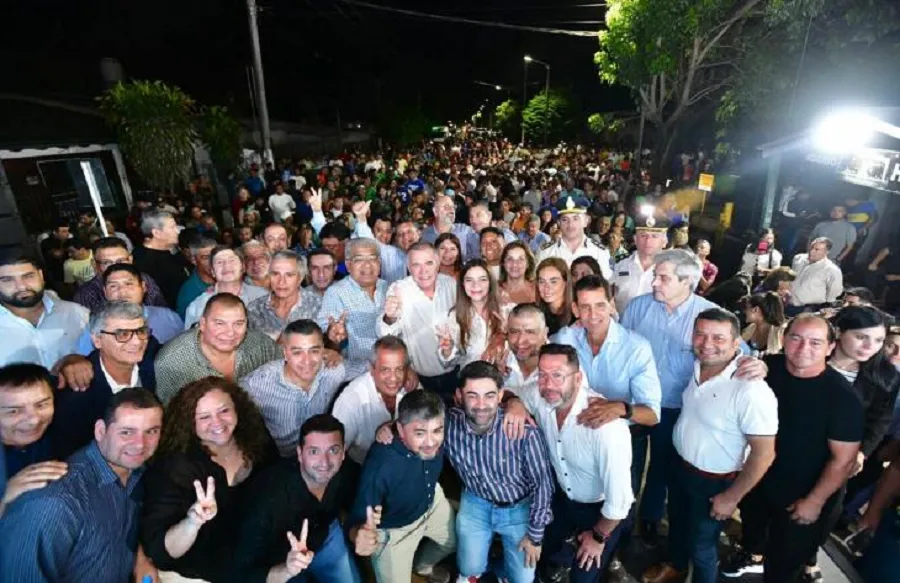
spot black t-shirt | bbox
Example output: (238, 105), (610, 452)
(761, 354), (863, 505)
(132, 246), (189, 309)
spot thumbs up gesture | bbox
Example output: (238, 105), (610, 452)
(354, 505), (383, 557)
(186, 477), (218, 527)
(435, 324), (455, 358)
(285, 519), (315, 575)
(384, 293), (402, 321)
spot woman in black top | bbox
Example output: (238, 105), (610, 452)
(141, 377), (276, 582)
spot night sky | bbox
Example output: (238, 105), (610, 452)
(3, 0), (632, 126)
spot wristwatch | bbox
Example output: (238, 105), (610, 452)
(591, 528), (610, 544)
(621, 401), (634, 420)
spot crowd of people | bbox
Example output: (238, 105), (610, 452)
(0, 138), (898, 583)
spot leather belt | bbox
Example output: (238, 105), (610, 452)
(492, 494), (530, 508)
(680, 457), (738, 481)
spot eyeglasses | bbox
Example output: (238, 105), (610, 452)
(100, 326), (151, 343)
(537, 370), (577, 386)
(350, 255), (379, 265)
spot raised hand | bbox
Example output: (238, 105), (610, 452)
(285, 519), (315, 576)
(352, 200), (371, 218)
(186, 477), (218, 527)
(308, 188), (323, 213)
(384, 294), (402, 321)
(354, 505), (383, 556)
(435, 324), (455, 358)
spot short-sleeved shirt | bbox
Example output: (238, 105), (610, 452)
(612, 252), (655, 314)
(760, 355), (863, 504)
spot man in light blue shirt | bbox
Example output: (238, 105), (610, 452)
(553, 275), (661, 428)
(618, 249), (758, 545)
(349, 202), (420, 285)
(0, 252), (89, 369)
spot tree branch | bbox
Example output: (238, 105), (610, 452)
(697, 0), (764, 65)
(687, 81), (733, 106)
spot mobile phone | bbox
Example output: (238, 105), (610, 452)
(757, 242), (769, 253)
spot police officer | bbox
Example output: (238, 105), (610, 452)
(612, 210), (670, 313)
(535, 194), (612, 279)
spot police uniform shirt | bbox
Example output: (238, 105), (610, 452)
(613, 252), (654, 314)
(535, 235), (613, 279)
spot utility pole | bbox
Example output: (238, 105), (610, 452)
(521, 60), (528, 144)
(246, 0), (273, 163)
(543, 66), (551, 146)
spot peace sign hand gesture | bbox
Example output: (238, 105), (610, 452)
(186, 477), (218, 527)
(285, 519), (315, 576)
(308, 188), (324, 213)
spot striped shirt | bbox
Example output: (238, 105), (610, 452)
(247, 287), (323, 341)
(444, 407), (555, 543)
(0, 442), (145, 583)
(316, 276), (387, 371)
(354, 221), (408, 285)
(240, 360), (354, 457)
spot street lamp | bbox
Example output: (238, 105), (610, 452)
(524, 55), (551, 146)
(810, 109), (900, 153)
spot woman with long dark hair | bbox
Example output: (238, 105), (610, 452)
(438, 259), (512, 369)
(435, 232), (463, 279)
(536, 257), (573, 335)
(741, 292), (787, 356)
(141, 377), (276, 583)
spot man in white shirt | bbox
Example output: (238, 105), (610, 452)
(332, 335), (414, 465)
(642, 308), (777, 583)
(612, 212), (669, 314)
(535, 195), (612, 279)
(511, 343), (634, 583)
(789, 237), (844, 314)
(0, 251), (88, 369)
(502, 304), (548, 398)
(268, 182), (297, 223)
(377, 242), (457, 402)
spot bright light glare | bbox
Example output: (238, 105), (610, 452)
(524, 55), (533, 62)
(640, 204), (654, 217)
(495, 85), (501, 91)
(812, 110), (877, 153)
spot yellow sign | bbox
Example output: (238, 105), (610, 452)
(698, 173), (715, 192)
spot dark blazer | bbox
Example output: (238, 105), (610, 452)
(53, 338), (160, 459)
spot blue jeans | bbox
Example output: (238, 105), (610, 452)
(540, 490), (627, 583)
(295, 519), (361, 583)
(631, 407), (681, 522)
(667, 459), (735, 583)
(455, 490), (535, 583)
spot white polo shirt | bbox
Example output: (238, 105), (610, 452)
(520, 381), (634, 519)
(612, 252), (654, 314)
(331, 372), (410, 465)
(0, 291), (89, 369)
(535, 234), (612, 279)
(502, 350), (539, 398)
(673, 358), (778, 474)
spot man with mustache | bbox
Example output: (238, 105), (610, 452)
(0, 388), (164, 583)
(232, 414), (364, 583)
(0, 251), (89, 369)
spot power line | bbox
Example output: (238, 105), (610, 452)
(332, 0), (600, 38)
(429, 3), (607, 11)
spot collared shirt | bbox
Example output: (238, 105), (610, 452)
(445, 408), (555, 543)
(421, 223), (476, 261)
(183, 283), (269, 329)
(674, 358), (779, 473)
(790, 255), (844, 306)
(0, 291), (89, 368)
(377, 274), (457, 377)
(247, 287), (322, 341)
(502, 352), (539, 399)
(438, 303), (514, 370)
(332, 372), (410, 465)
(464, 227), (518, 262)
(350, 437), (444, 529)
(553, 321), (662, 421)
(155, 329), (281, 405)
(519, 230), (550, 254)
(75, 305), (184, 355)
(612, 252), (655, 313)
(73, 273), (168, 313)
(99, 358), (142, 394)
(535, 234), (613, 279)
(0, 442), (145, 583)
(240, 359), (353, 457)
(316, 276), (388, 370)
(519, 383), (634, 519)
(621, 293), (720, 409)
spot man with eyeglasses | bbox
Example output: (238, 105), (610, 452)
(72, 237), (167, 313)
(513, 343), (634, 583)
(51, 301), (159, 457)
(316, 238), (387, 374)
(74, 264), (183, 354)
